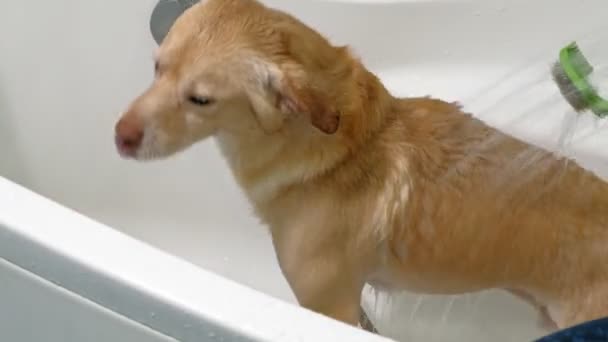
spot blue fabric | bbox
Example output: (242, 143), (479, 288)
(536, 317), (608, 342)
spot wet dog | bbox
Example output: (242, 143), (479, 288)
(115, 0), (608, 330)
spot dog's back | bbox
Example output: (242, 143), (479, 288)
(379, 97), (608, 327)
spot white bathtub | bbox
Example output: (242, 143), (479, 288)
(1, 0), (608, 341)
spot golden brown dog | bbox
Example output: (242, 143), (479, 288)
(115, 0), (608, 331)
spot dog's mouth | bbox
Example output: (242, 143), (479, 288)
(114, 135), (160, 161)
(115, 146), (166, 162)
(115, 134), (139, 159)
(116, 134), (184, 162)
(114, 121), (170, 161)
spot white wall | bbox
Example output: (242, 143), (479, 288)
(2, 0), (608, 223)
(0, 0), (159, 207)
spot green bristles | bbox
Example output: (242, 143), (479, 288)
(552, 42), (608, 118)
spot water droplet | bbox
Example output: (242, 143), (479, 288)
(208, 332), (216, 338)
(149, 312), (156, 318)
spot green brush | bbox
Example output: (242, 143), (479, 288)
(552, 42), (608, 118)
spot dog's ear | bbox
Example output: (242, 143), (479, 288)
(247, 63), (340, 135)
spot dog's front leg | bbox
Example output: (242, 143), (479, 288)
(278, 250), (365, 326)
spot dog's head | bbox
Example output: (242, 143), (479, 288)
(115, 0), (353, 160)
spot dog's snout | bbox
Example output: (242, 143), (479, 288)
(115, 115), (143, 157)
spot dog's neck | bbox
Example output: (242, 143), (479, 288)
(216, 64), (394, 204)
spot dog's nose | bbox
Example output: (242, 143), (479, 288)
(115, 116), (143, 157)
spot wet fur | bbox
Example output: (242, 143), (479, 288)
(116, 0), (608, 331)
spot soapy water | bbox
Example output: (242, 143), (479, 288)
(361, 28), (608, 342)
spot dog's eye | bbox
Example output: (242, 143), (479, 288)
(188, 95), (214, 106)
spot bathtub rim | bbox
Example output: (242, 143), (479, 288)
(0, 176), (391, 342)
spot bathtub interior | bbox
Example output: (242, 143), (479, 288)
(2, 0), (608, 341)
